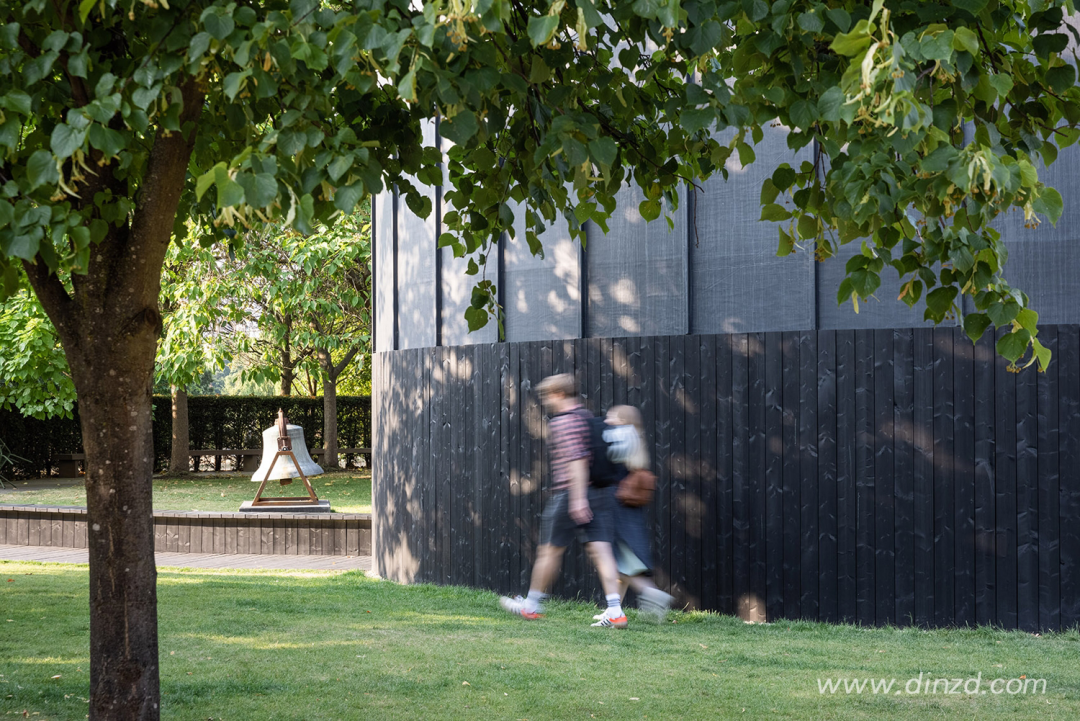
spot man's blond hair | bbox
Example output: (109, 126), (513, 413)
(537, 373), (576, 399)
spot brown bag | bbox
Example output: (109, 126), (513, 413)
(616, 468), (656, 508)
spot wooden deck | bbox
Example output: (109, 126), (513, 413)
(0, 544), (372, 571)
(0, 505), (371, 556)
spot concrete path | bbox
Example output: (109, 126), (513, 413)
(0, 544), (372, 572)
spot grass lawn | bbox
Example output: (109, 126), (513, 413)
(1, 561), (1078, 719)
(1, 472), (372, 514)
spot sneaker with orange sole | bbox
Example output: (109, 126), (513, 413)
(500, 595), (542, 619)
(590, 612), (629, 628)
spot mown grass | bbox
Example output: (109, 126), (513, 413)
(1, 561), (1078, 719)
(1, 472), (372, 514)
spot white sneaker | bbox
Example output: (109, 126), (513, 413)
(638, 587), (673, 623)
(590, 609), (629, 628)
(499, 595), (542, 619)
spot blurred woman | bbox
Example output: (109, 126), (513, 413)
(599, 405), (674, 622)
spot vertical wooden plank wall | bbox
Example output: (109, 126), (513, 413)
(374, 325), (1080, 631)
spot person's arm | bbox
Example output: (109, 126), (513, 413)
(567, 458), (592, 524)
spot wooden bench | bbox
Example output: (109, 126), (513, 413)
(189, 449), (262, 473)
(56, 453), (84, 478)
(55, 447), (373, 477)
(310, 447), (371, 469)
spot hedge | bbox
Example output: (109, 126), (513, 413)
(0, 395), (371, 478)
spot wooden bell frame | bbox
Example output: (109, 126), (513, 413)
(249, 410), (321, 507)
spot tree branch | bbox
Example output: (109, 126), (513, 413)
(21, 259), (75, 342)
(332, 346), (360, 379)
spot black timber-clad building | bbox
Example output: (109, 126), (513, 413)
(371, 122), (1080, 632)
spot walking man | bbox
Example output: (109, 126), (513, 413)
(499, 374), (628, 627)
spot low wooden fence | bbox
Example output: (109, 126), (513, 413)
(0, 505), (371, 556)
(373, 326), (1080, 632)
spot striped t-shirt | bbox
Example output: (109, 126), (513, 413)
(548, 405), (591, 491)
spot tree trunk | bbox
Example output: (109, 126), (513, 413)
(71, 335), (161, 720)
(279, 316), (294, 396)
(22, 78), (203, 721)
(169, 386), (189, 475)
(316, 346), (358, 471)
(322, 371), (339, 470)
(279, 352), (294, 396)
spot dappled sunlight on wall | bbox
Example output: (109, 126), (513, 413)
(375, 328), (1080, 631)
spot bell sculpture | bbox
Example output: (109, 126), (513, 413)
(241, 410), (330, 512)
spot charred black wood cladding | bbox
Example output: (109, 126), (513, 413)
(373, 327), (1080, 631)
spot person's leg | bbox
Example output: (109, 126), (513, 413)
(626, 573), (658, 594)
(585, 541), (620, 597)
(585, 541), (628, 627)
(627, 572), (674, 622)
(527, 542), (565, 596)
(501, 492), (571, 618)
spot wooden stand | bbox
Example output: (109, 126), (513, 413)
(249, 450), (321, 507)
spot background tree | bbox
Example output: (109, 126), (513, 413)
(0, 271), (75, 420)
(211, 208), (371, 466)
(3, 1), (1077, 718)
(156, 234), (246, 474)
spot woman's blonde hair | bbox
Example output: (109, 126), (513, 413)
(609, 405), (649, 471)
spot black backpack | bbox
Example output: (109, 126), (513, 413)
(586, 415), (620, 488)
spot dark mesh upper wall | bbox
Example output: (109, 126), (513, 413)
(502, 201), (582, 343)
(373, 135), (1080, 352)
(586, 184), (687, 338)
(691, 126), (816, 334)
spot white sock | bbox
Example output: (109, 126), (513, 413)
(525, 590), (547, 613)
(606, 593), (624, 617)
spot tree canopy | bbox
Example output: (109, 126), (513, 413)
(3, 0), (1077, 369)
(2, 0), (1078, 716)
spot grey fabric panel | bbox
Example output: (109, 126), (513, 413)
(996, 143), (1080, 245)
(692, 126), (815, 333)
(441, 243), (499, 345)
(438, 132), (499, 346)
(586, 184), (688, 337)
(994, 239), (1080, 325)
(396, 121), (438, 350)
(817, 243), (946, 330)
(503, 201), (582, 342)
(993, 144), (1080, 324)
(373, 189), (395, 353)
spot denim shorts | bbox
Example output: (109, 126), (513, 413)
(540, 486), (615, 548)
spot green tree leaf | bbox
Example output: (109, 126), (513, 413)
(440, 111), (478, 145)
(217, 179), (245, 208)
(963, 312), (992, 342)
(50, 123), (84, 159)
(201, 10), (234, 41)
(830, 22), (873, 56)
(789, 99), (817, 130)
(25, 149), (58, 190)
(816, 87), (844, 123)
(1034, 188), (1064, 224)
(1045, 65), (1076, 95)
(952, 27), (979, 54)
(334, 182), (364, 213)
(528, 15), (558, 46)
(639, 198), (661, 221)
(797, 11), (824, 34)
(759, 203), (792, 221)
(996, 329), (1030, 364)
